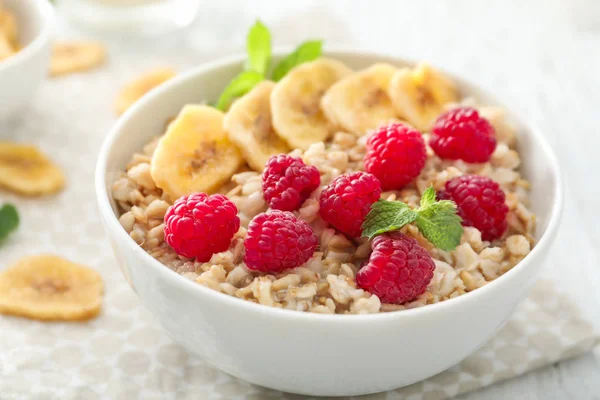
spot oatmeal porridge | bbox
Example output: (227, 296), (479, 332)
(112, 59), (535, 315)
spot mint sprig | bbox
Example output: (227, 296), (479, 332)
(362, 187), (463, 251)
(272, 40), (323, 82)
(215, 70), (264, 111)
(245, 20), (271, 76)
(215, 21), (323, 111)
(0, 204), (19, 242)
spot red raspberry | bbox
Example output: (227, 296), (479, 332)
(430, 107), (496, 163)
(356, 232), (435, 304)
(319, 172), (382, 238)
(438, 175), (508, 241)
(262, 154), (321, 211)
(164, 193), (240, 262)
(244, 210), (318, 273)
(364, 122), (427, 190)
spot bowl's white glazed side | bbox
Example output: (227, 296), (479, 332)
(97, 52), (562, 396)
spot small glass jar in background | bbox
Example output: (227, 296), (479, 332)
(57, 0), (201, 36)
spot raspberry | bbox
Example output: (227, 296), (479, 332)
(244, 210), (318, 273)
(430, 107), (496, 163)
(364, 122), (427, 190)
(319, 172), (382, 238)
(262, 154), (321, 211)
(438, 175), (508, 241)
(356, 232), (435, 304)
(164, 193), (240, 262)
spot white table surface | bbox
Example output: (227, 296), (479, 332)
(7, 0), (600, 398)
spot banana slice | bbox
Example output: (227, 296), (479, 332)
(114, 67), (176, 116)
(50, 41), (106, 77)
(151, 105), (243, 199)
(224, 81), (289, 171)
(0, 255), (104, 321)
(271, 58), (352, 149)
(321, 63), (398, 136)
(388, 63), (458, 132)
(0, 142), (65, 196)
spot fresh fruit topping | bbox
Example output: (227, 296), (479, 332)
(356, 232), (435, 304)
(0, 142), (65, 196)
(364, 122), (427, 190)
(321, 63), (398, 136)
(388, 62), (458, 132)
(0, 255), (104, 321)
(150, 105), (243, 199)
(430, 107), (497, 163)
(164, 193), (240, 262)
(362, 186), (463, 251)
(438, 175), (508, 241)
(114, 67), (176, 115)
(216, 21), (323, 111)
(262, 155), (320, 211)
(50, 41), (106, 77)
(319, 171), (382, 238)
(224, 81), (290, 172)
(244, 210), (318, 273)
(271, 58), (352, 150)
(0, 203), (19, 242)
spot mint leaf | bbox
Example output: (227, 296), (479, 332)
(361, 200), (418, 239)
(215, 70), (264, 111)
(245, 20), (271, 76)
(0, 204), (19, 242)
(360, 186), (463, 251)
(272, 40), (323, 81)
(415, 189), (463, 251)
(420, 186), (437, 208)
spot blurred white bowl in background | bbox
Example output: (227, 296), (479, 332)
(0, 0), (52, 120)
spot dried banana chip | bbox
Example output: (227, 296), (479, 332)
(0, 32), (14, 61)
(114, 67), (176, 115)
(50, 41), (106, 77)
(0, 255), (104, 321)
(0, 8), (18, 47)
(0, 142), (65, 196)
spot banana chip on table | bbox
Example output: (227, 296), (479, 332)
(114, 67), (176, 115)
(224, 81), (289, 172)
(388, 63), (458, 132)
(151, 105), (244, 199)
(0, 255), (104, 321)
(270, 58), (352, 150)
(321, 63), (398, 136)
(50, 41), (106, 77)
(0, 142), (65, 196)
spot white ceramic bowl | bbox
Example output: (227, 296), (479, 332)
(0, 0), (52, 120)
(96, 51), (563, 397)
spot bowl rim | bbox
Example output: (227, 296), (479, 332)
(0, 0), (53, 74)
(96, 49), (564, 322)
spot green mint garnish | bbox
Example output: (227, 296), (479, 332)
(272, 40), (323, 82)
(215, 22), (323, 110)
(362, 186), (463, 251)
(245, 20), (271, 76)
(0, 204), (19, 242)
(215, 70), (264, 111)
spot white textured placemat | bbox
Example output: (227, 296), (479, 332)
(0, 3), (599, 399)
